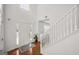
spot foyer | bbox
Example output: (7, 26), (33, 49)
(0, 4), (79, 55)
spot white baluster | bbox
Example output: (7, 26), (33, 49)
(54, 23), (56, 43)
(63, 17), (66, 37)
(65, 15), (67, 36)
(68, 13), (72, 35)
(64, 16), (67, 38)
(60, 20), (62, 40)
(69, 12), (72, 34)
(57, 23), (59, 40)
(56, 23), (58, 42)
(73, 7), (77, 31)
(52, 24), (54, 44)
(70, 10), (73, 33)
(58, 22), (61, 41)
(68, 13), (72, 34)
(61, 19), (64, 39)
(72, 8), (75, 32)
(53, 23), (55, 44)
(62, 19), (65, 40)
(66, 14), (69, 36)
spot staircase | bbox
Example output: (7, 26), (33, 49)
(41, 5), (79, 54)
(52, 5), (79, 44)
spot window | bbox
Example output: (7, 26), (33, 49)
(20, 4), (30, 11)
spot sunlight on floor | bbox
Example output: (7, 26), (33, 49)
(16, 50), (19, 55)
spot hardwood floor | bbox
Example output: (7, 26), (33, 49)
(8, 42), (42, 55)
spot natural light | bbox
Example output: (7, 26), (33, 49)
(16, 24), (19, 45)
(20, 4), (30, 11)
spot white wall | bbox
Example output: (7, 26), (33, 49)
(37, 4), (74, 23)
(4, 4), (37, 51)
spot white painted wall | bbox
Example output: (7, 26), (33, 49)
(4, 4), (37, 51)
(37, 4), (75, 23)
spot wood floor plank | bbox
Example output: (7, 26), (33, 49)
(8, 42), (42, 55)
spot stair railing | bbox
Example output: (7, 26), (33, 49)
(52, 5), (79, 44)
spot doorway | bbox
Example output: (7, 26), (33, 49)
(38, 16), (51, 48)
